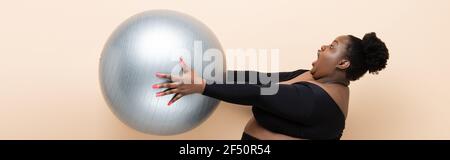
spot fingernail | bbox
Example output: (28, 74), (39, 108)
(156, 93), (163, 97)
(167, 101), (173, 106)
(152, 85), (159, 89)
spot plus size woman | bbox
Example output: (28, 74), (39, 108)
(152, 32), (389, 140)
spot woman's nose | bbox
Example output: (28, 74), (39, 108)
(320, 45), (327, 51)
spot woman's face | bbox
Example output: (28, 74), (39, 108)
(310, 35), (351, 79)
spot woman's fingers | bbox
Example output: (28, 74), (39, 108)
(156, 88), (180, 97)
(152, 56), (192, 105)
(179, 57), (190, 73)
(152, 82), (180, 89)
(156, 72), (184, 82)
(168, 93), (183, 106)
(155, 72), (172, 80)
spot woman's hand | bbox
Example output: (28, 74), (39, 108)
(152, 57), (206, 106)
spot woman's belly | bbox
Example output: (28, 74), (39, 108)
(244, 116), (304, 140)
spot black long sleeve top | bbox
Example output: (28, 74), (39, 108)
(202, 69), (345, 140)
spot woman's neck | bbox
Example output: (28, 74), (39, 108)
(316, 71), (350, 87)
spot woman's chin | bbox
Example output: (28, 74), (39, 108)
(309, 70), (319, 80)
(310, 68), (315, 74)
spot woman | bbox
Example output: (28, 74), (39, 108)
(152, 32), (389, 140)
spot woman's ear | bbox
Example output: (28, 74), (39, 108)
(337, 59), (350, 70)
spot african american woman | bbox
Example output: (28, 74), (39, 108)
(152, 32), (389, 140)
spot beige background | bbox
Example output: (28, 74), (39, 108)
(1, 0), (449, 139)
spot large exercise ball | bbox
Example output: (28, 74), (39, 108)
(99, 10), (225, 135)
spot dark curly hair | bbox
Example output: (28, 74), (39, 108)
(345, 32), (389, 81)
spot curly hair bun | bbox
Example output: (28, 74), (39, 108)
(361, 32), (389, 74)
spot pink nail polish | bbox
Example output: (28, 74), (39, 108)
(152, 85), (159, 89)
(167, 101), (173, 106)
(156, 93), (163, 97)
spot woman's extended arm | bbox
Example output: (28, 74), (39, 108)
(226, 69), (308, 85)
(153, 57), (314, 122)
